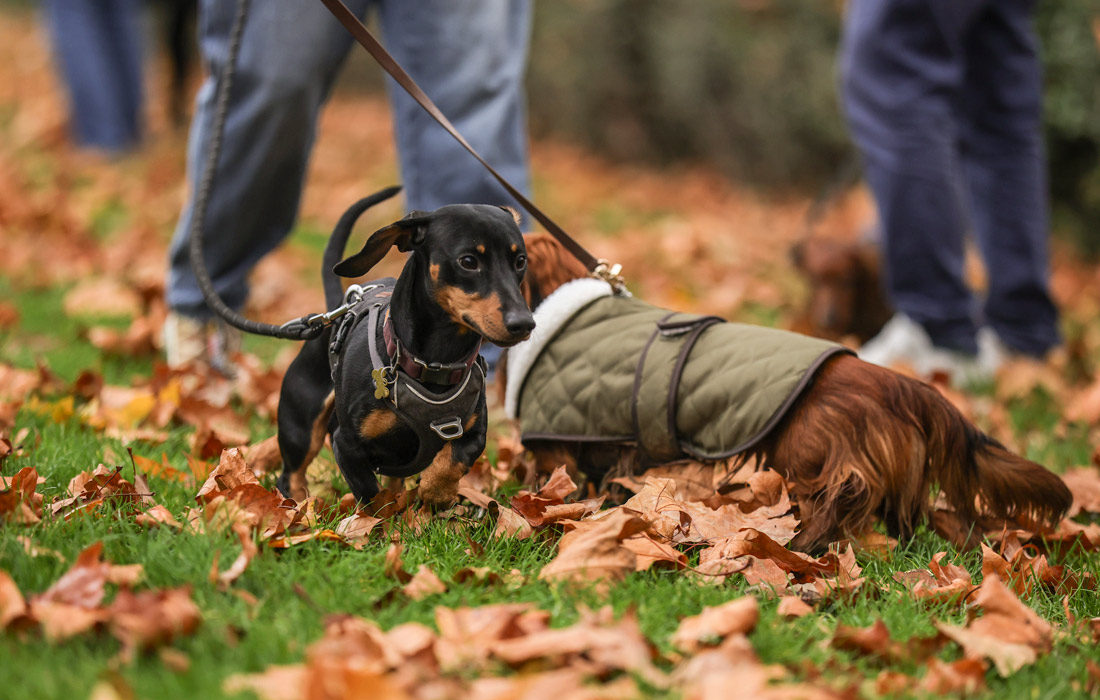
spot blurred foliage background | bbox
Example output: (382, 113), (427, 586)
(4, 0), (1095, 253)
(523, 0), (1100, 254)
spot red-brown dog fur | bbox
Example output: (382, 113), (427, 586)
(511, 233), (1071, 551)
(790, 237), (893, 343)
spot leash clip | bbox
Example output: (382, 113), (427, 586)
(592, 260), (626, 294)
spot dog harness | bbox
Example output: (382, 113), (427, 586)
(505, 279), (851, 462)
(329, 279), (485, 478)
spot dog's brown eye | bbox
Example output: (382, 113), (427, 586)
(514, 255), (527, 271)
(459, 255), (479, 271)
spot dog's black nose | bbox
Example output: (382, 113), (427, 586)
(504, 310), (536, 337)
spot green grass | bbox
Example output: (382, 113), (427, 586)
(4, 264), (1100, 699)
(3, 399), (1100, 699)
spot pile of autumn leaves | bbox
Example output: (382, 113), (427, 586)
(4, 355), (1100, 699)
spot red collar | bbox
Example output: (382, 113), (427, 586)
(382, 315), (482, 386)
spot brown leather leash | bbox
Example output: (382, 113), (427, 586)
(190, 0), (622, 344)
(315, 0), (622, 286)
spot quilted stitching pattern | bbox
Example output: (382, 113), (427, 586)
(518, 296), (840, 456)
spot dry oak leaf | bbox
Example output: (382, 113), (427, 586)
(130, 452), (188, 483)
(215, 522), (259, 587)
(696, 530), (836, 581)
(403, 565), (448, 601)
(334, 512), (382, 547)
(509, 465), (602, 528)
(20, 542), (143, 642)
(674, 634), (846, 700)
(433, 602), (549, 673)
(893, 551), (974, 605)
(194, 448), (297, 537)
(50, 464), (152, 519)
(539, 509), (649, 586)
(384, 541), (413, 584)
(243, 435), (283, 474)
(134, 504), (182, 530)
(775, 596), (814, 619)
(0, 465), (43, 524)
(470, 667), (639, 700)
(456, 481), (536, 540)
(613, 460), (720, 502)
(195, 447), (261, 502)
(622, 476), (800, 546)
(489, 606), (666, 688)
(0, 570), (29, 629)
(223, 665), (306, 700)
(108, 586), (202, 660)
(917, 658), (988, 696)
(619, 531), (689, 572)
(936, 574), (1053, 676)
(62, 276), (142, 318)
(1065, 375), (1100, 426)
(671, 596), (759, 652)
(1061, 466), (1100, 517)
(829, 619), (945, 666)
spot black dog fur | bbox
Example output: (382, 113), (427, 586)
(275, 186), (534, 507)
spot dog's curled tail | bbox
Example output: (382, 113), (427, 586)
(323, 186), (402, 309)
(920, 380), (1072, 538)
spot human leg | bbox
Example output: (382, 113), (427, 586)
(376, 0), (533, 213)
(959, 0), (1060, 357)
(166, 0), (368, 321)
(44, 0), (144, 152)
(840, 0), (982, 355)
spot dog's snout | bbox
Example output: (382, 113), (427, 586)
(504, 310), (536, 338)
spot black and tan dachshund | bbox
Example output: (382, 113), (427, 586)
(275, 186), (534, 508)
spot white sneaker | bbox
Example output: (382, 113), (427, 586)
(858, 313), (990, 386)
(976, 326), (1011, 377)
(163, 311), (241, 377)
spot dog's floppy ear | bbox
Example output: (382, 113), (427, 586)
(333, 212), (432, 278)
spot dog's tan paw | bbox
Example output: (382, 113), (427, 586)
(417, 445), (466, 508)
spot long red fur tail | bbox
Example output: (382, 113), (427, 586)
(765, 355), (1072, 550)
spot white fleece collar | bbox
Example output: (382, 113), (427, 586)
(504, 278), (621, 419)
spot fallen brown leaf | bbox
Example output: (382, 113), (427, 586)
(936, 574), (1053, 676)
(0, 465), (42, 524)
(403, 565), (448, 600)
(775, 596), (813, 618)
(1062, 466), (1100, 517)
(539, 510), (648, 586)
(671, 596), (758, 652)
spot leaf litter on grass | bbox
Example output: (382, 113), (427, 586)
(2, 6), (1100, 695)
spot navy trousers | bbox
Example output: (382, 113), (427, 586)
(840, 0), (1059, 356)
(45, 0), (144, 152)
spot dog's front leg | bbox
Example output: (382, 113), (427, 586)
(331, 425), (381, 504)
(418, 404), (487, 508)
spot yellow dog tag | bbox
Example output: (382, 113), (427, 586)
(371, 368), (391, 399)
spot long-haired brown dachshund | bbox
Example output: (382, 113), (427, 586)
(503, 233), (1070, 552)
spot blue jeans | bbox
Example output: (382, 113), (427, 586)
(840, 0), (1059, 356)
(167, 0), (532, 321)
(45, 0), (144, 152)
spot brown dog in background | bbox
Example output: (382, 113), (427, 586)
(507, 233), (1070, 551)
(789, 236), (892, 343)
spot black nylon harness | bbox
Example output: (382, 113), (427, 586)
(328, 279), (486, 479)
